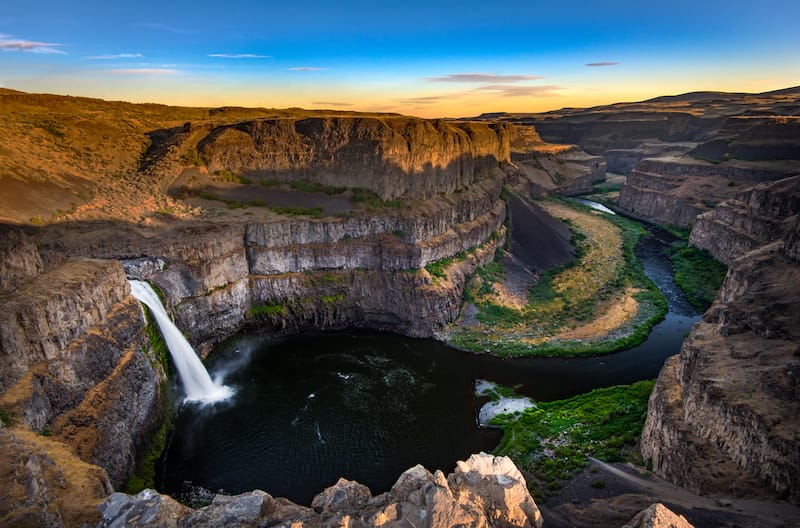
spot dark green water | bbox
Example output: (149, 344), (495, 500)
(157, 225), (698, 505)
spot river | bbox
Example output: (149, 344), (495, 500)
(156, 204), (699, 505)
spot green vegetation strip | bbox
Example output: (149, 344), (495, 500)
(669, 245), (727, 310)
(450, 200), (667, 356)
(493, 380), (655, 500)
(123, 404), (173, 494)
(144, 307), (170, 374)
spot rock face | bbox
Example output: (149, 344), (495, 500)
(0, 230), (165, 491)
(0, 228), (43, 294)
(622, 503), (694, 528)
(617, 157), (798, 228)
(689, 175), (800, 265)
(0, 423), (113, 528)
(198, 117), (513, 199)
(36, 177), (510, 352)
(641, 176), (800, 502)
(97, 453), (543, 528)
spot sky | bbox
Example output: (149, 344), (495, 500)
(1, 0), (799, 117)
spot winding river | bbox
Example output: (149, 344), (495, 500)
(156, 207), (699, 505)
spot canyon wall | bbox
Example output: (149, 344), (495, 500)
(197, 117), (513, 199)
(0, 230), (166, 526)
(617, 157), (798, 228)
(2, 112), (548, 525)
(641, 176), (800, 502)
(123, 180), (508, 351)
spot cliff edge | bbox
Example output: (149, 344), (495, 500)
(641, 176), (800, 502)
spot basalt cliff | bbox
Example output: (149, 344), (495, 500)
(0, 90), (597, 526)
(475, 87), (800, 227)
(640, 175), (800, 502)
(475, 89), (800, 511)
(1, 87), (798, 527)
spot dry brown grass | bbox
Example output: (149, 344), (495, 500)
(455, 200), (641, 348)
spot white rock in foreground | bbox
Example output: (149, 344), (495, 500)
(97, 452), (543, 528)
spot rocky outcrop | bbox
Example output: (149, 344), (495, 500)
(0, 232), (165, 490)
(0, 423), (113, 528)
(690, 175), (800, 265)
(641, 177), (800, 502)
(623, 503), (694, 528)
(97, 453), (543, 528)
(618, 157), (798, 227)
(198, 117), (513, 199)
(0, 228), (43, 294)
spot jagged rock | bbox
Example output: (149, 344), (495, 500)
(622, 503), (694, 528)
(96, 453), (543, 528)
(179, 491), (275, 527)
(311, 479), (372, 514)
(0, 238), (164, 492)
(0, 423), (112, 528)
(0, 228), (43, 294)
(690, 175), (800, 265)
(98, 490), (191, 528)
(641, 176), (800, 501)
(121, 257), (167, 280)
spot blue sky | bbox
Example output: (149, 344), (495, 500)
(2, 0), (798, 116)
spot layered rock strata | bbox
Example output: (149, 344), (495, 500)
(618, 157), (798, 227)
(98, 453), (543, 528)
(34, 177), (508, 351)
(641, 176), (800, 502)
(0, 231), (165, 491)
(689, 175), (800, 265)
(197, 117), (513, 199)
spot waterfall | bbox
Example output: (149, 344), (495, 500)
(129, 280), (233, 404)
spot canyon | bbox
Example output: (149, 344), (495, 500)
(1, 87), (799, 527)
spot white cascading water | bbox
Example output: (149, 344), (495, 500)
(129, 280), (233, 404)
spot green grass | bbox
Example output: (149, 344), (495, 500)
(289, 179), (347, 195)
(269, 205), (325, 218)
(321, 293), (345, 305)
(247, 302), (287, 318)
(144, 307), (170, 374)
(213, 169), (251, 184)
(425, 250), (469, 281)
(0, 408), (16, 427)
(123, 388), (174, 494)
(664, 225), (691, 241)
(669, 246), (727, 309)
(181, 147), (203, 167)
(591, 182), (622, 193)
(350, 188), (403, 212)
(493, 380), (655, 500)
(450, 201), (668, 357)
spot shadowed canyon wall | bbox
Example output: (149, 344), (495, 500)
(641, 176), (800, 502)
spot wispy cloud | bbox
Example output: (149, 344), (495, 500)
(475, 84), (562, 97)
(85, 53), (142, 60)
(289, 67), (327, 71)
(209, 53), (270, 59)
(137, 23), (190, 35)
(399, 95), (448, 105)
(313, 101), (353, 107)
(0, 35), (65, 54)
(108, 68), (178, 75)
(426, 73), (542, 83)
(585, 62), (620, 67)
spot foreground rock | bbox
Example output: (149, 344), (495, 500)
(623, 503), (694, 528)
(641, 176), (800, 502)
(97, 453), (543, 528)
